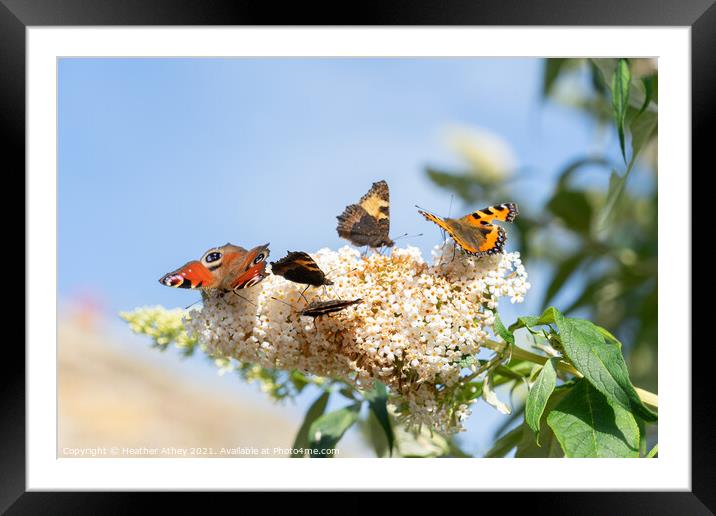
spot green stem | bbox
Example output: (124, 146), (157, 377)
(481, 339), (659, 409)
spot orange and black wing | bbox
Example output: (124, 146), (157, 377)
(458, 203), (519, 225)
(417, 209), (453, 235)
(337, 180), (393, 248)
(232, 261), (268, 290)
(418, 203), (518, 256)
(454, 203), (517, 255)
(159, 260), (215, 289)
(225, 243), (271, 291)
(159, 243), (247, 290)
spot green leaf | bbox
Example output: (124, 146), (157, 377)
(494, 312), (515, 345)
(630, 109), (657, 160)
(307, 402), (361, 457)
(447, 438), (473, 458)
(591, 59), (654, 113)
(597, 87), (656, 232)
(482, 369), (511, 415)
(595, 325), (622, 348)
(638, 75), (658, 115)
(588, 59), (609, 95)
(291, 391), (330, 458)
(547, 190), (593, 234)
(509, 306), (559, 332)
(394, 425), (451, 458)
(596, 165), (633, 233)
(542, 58), (569, 98)
(590, 58), (615, 85)
(364, 410), (390, 458)
(515, 385), (571, 457)
(494, 363), (530, 383)
(553, 311), (657, 422)
(611, 59), (631, 163)
(508, 308), (656, 423)
(425, 168), (482, 202)
(525, 358), (558, 442)
(646, 443), (658, 458)
(515, 423), (564, 458)
(484, 425), (523, 458)
(339, 387), (357, 400)
(365, 381), (395, 457)
(289, 370), (310, 393)
(637, 415), (647, 455)
(547, 379), (640, 457)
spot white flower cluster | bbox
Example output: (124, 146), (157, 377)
(184, 243), (530, 433)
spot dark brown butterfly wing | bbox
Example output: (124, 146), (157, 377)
(270, 251), (332, 287)
(337, 180), (393, 248)
(299, 299), (362, 318)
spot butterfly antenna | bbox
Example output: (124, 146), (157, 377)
(270, 296), (298, 311)
(232, 290), (258, 308)
(323, 265), (357, 299)
(448, 194), (454, 218)
(415, 204), (447, 242)
(323, 264), (353, 282)
(392, 232), (423, 241)
(184, 298), (203, 310)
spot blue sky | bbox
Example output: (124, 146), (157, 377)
(59, 57), (610, 317)
(59, 57), (624, 455)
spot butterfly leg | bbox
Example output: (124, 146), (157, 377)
(435, 234), (451, 267)
(450, 242), (458, 263)
(324, 284), (336, 300)
(299, 285), (310, 304)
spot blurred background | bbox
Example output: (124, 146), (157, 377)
(58, 57), (657, 457)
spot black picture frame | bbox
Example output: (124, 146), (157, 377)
(4, 0), (710, 511)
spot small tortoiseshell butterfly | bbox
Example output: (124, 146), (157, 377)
(337, 180), (394, 249)
(159, 243), (270, 293)
(270, 251), (334, 288)
(298, 299), (362, 319)
(417, 203), (518, 256)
